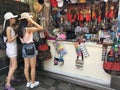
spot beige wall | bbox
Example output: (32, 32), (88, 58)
(43, 40), (111, 86)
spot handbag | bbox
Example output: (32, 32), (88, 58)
(37, 32), (49, 51)
(38, 49), (52, 60)
(38, 42), (52, 60)
(38, 43), (49, 51)
(25, 46), (35, 55)
(37, 33), (52, 60)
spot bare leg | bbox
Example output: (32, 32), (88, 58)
(6, 57), (17, 86)
(24, 58), (30, 82)
(30, 56), (36, 83)
(6, 62), (15, 81)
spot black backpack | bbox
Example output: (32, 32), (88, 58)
(0, 33), (6, 50)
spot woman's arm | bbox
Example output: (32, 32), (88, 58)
(6, 27), (18, 43)
(26, 17), (43, 32)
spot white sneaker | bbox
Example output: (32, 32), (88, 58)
(26, 82), (31, 87)
(30, 81), (39, 88)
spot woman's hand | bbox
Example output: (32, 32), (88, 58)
(27, 17), (33, 23)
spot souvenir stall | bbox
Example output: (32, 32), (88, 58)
(35, 0), (120, 89)
(0, 0), (120, 89)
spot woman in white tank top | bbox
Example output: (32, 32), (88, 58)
(6, 27), (17, 57)
(3, 12), (18, 90)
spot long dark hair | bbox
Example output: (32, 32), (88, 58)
(17, 19), (28, 38)
(3, 20), (10, 36)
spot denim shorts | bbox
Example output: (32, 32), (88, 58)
(22, 42), (36, 58)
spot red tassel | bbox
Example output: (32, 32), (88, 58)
(86, 14), (91, 22)
(98, 15), (101, 23)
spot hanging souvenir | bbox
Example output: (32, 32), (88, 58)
(50, 0), (58, 8)
(85, 6), (91, 22)
(66, 9), (72, 22)
(74, 42), (84, 69)
(53, 41), (67, 65)
(79, 43), (89, 58)
(92, 6), (97, 20)
(78, 11), (84, 21)
(103, 0), (108, 2)
(109, 5), (115, 19)
(44, 0), (50, 7)
(103, 45), (120, 76)
(97, 4), (101, 23)
(56, 0), (64, 8)
(105, 2), (109, 18)
(103, 30), (120, 76)
(79, 0), (86, 3)
(53, 41), (67, 56)
(33, 1), (43, 13)
(38, 0), (44, 4)
(112, 0), (118, 2)
(70, 0), (78, 4)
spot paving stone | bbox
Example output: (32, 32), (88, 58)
(0, 74), (96, 90)
(110, 76), (120, 90)
(53, 80), (61, 87)
(0, 75), (6, 86)
(0, 80), (5, 86)
(75, 86), (88, 90)
(40, 83), (50, 89)
(15, 85), (29, 90)
(43, 77), (56, 86)
(0, 75), (6, 80)
(57, 82), (70, 90)
(68, 83), (76, 90)
(36, 87), (49, 90)
(48, 86), (56, 90)
(87, 87), (94, 90)
(0, 86), (4, 90)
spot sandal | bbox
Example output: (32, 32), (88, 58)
(4, 85), (15, 90)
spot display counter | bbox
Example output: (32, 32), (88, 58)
(43, 40), (111, 88)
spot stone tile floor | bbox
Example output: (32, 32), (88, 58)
(0, 73), (95, 90)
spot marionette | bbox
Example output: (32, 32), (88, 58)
(92, 6), (97, 20)
(66, 9), (72, 22)
(105, 2), (109, 18)
(86, 7), (91, 22)
(78, 6), (84, 21)
(109, 5), (115, 19)
(97, 4), (101, 23)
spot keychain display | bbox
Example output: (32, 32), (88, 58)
(74, 42), (84, 69)
(75, 53), (84, 69)
(53, 41), (67, 55)
(53, 41), (67, 66)
(54, 51), (59, 65)
(53, 49), (64, 66)
(79, 43), (89, 58)
(102, 45), (108, 61)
